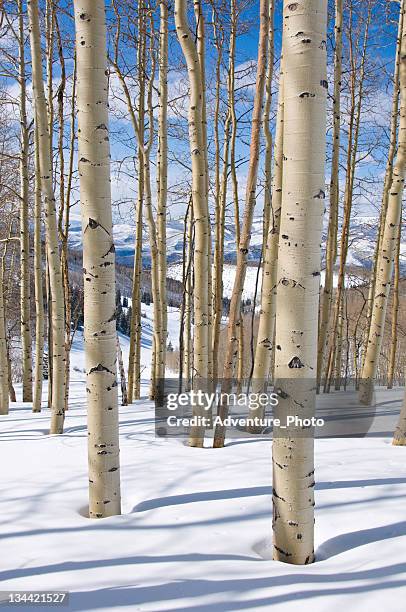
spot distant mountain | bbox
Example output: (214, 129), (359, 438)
(68, 213), (405, 272)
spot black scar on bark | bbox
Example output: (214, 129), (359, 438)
(85, 218), (110, 235)
(88, 363), (114, 375)
(101, 243), (115, 258)
(288, 356), (305, 369)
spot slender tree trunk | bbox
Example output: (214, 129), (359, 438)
(325, 8), (370, 392)
(33, 127), (44, 413)
(0, 262), (9, 415)
(272, 0), (327, 565)
(183, 204), (193, 392)
(128, 151), (143, 403)
(73, 0), (121, 518)
(117, 334), (128, 406)
(393, 368), (406, 445)
(18, 0), (33, 403)
(212, 7), (228, 385)
(317, 0), (342, 390)
(360, 3), (406, 405)
(388, 217), (401, 389)
(213, 0), (270, 449)
(157, 0), (168, 382)
(364, 1), (404, 362)
(247, 63), (283, 428)
(175, 0), (211, 447)
(28, 0), (65, 434)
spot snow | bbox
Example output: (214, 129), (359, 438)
(1, 358), (406, 610)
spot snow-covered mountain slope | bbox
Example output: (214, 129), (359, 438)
(68, 212), (405, 272)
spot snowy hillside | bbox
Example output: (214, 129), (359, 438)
(68, 212), (406, 271)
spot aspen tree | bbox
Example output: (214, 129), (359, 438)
(272, 0), (327, 565)
(248, 63), (283, 429)
(157, 0), (168, 380)
(17, 0), (33, 403)
(33, 127), (44, 413)
(55, 12), (76, 412)
(194, 0), (213, 384)
(127, 154), (143, 403)
(0, 260), (8, 415)
(111, 2), (163, 400)
(317, 0), (342, 389)
(213, 0), (270, 449)
(325, 6), (371, 392)
(364, 0), (404, 360)
(175, 0), (211, 447)
(212, 1), (235, 383)
(183, 205), (193, 391)
(261, 0), (276, 252)
(393, 368), (406, 445)
(360, 1), (406, 405)
(388, 217), (401, 389)
(73, 0), (121, 517)
(143, 11), (164, 401)
(117, 334), (128, 406)
(27, 0), (65, 434)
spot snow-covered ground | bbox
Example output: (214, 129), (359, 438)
(1, 305), (405, 610)
(0, 381), (405, 611)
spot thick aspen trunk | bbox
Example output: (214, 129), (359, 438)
(213, 0), (270, 449)
(28, 0), (65, 434)
(272, 0), (327, 565)
(74, 0), (121, 517)
(175, 0), (210, 447)
(18, 0), (33, 403)
(317, 0), (342, 389)
(360, 4), (406, 405)
(33, 127), (44, 413)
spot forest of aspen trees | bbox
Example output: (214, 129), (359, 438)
(0, 0), (405, 609)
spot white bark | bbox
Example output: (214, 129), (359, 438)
(27, 0), (65, 434)
(18, 0), (33, 403)
(33, 127), (44, 413)
(0, 262), (9, 416)
(175, 0), (211, 447)
(74, 0), (121, 517)
(272, 0), (327, 565)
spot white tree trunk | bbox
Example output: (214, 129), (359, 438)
(360, 2), (406, 405)
(0, 262), (9, 416)
(213, 0), (270, 448)
(33, 127), (44, 413)
(74, 0), (121, 518)
(272, 0), (327, 565)
(175, 0), (211, 447)
(393, 369), (406, 445)
(317, 0), (342, 388)
(18, 0), (33, 403)
(27, 0), (65, 434)
(248, 66), (283, 427)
